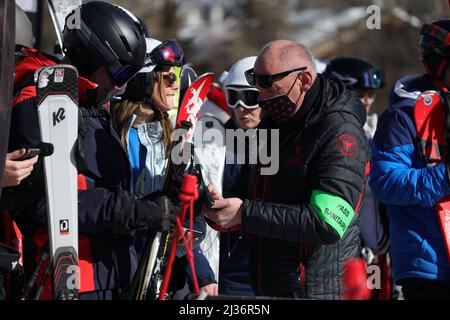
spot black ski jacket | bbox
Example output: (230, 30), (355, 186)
(230, 74), (369, 299)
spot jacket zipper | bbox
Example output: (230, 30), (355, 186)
(253, 127), (308, 295)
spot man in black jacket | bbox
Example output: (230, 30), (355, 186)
(205, 40), (369, 299)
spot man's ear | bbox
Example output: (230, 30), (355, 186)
(299, 71), (313, 93)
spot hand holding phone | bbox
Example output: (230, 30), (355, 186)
(17, 148), (40, 161)
(2, 148), (40, 187)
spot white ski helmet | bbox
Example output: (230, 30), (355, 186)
(15, 4), (34, 48)
(223, 56), (257, 88)
(140, 38), (162, 73)
(115, 37), (161, 96)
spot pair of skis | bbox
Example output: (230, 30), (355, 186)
(46, 0), (83, 53)
(33, 65), (80, 300)
(0, 0), (15, 197)
(130, 67), (214, 300)
(14, 0), (83, 300)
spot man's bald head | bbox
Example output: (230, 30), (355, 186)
(255, 40), (316, 79)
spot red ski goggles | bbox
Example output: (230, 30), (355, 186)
(146, 40), (184, 67)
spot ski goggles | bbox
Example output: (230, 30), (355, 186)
(226, 87), (260, 109)
(146, 40), (184, 67)
(360, 69), (384, 89)
(245, 66), (307, 88)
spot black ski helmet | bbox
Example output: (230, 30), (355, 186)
(122, 72), (154, 106)
(419, 19), (450, 84)
(62, 1), (147, 87)
(324, 57), (384, 91)
(138, 17), (151, 38)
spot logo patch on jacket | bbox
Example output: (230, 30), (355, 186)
(337, 134), (358, 157)
(414, 90), (447, 164)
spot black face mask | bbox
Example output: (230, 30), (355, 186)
(258, 76), (301, 124)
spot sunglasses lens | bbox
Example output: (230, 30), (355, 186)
(257, 76), (273, 88)
(164, 73), (177, 86)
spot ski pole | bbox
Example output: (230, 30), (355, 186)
(34, 257), (52, 300)
(20, 252), (49, 300)
(186, 199), (200, 295)
(158, 174), (199, 300)
(158, 204), (188, 300)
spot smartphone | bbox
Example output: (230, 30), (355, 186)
(183, 228), (204, 242)
(17, 148), (40, 161)
(171, 227), (205, 244)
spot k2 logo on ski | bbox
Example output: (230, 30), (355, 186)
(53, 107), (66, 126)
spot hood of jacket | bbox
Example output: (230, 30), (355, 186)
(260, 73), (366, 134)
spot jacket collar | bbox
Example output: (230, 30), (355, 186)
(263, 74), (322, 135)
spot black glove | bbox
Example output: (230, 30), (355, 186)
(113, 189), (178, 235)
(165, 162), (214, 215)
(164, 161), (186, 206)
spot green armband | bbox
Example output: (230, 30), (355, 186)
(310, 189), (355, 238)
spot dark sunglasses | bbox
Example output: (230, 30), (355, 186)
(226, 87), (260, 109)
(146, 39), (184, 67)
(163, 72), (177, 86)
(245, 66), (307, 88)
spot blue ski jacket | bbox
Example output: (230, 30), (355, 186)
(370, 73), (450, 282)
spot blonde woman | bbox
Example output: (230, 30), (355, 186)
(111, 39), (217, 297)
(111, 43), (179, 196)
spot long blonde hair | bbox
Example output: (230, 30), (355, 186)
(111, 99), (145, 147)
(153, 70), (174, 150)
